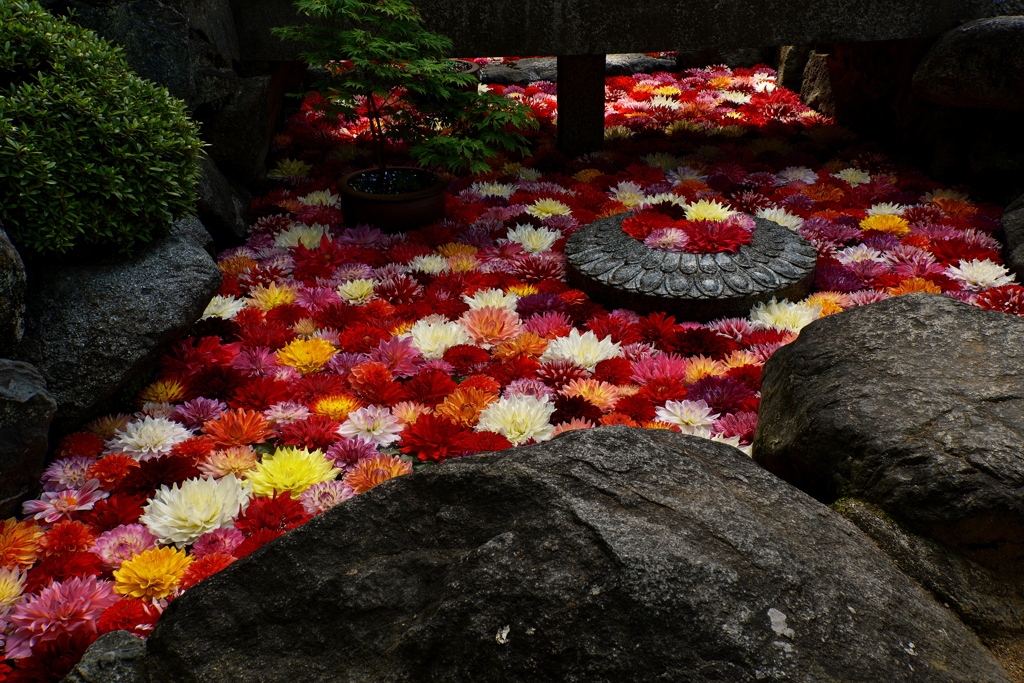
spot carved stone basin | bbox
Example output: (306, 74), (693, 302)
(564, 213), (817, 322)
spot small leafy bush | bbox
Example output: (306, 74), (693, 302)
(0, 1), (203, 256)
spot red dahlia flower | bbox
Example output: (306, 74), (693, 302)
(399, 414), (474, 461)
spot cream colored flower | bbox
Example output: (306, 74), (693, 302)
(275, 223), (331, 249)
(298, 189), (340, 207)
(604, 126), (635, 141)
(472, 181), (516, 198)
(777, 166), (817, 185)
(336, 278), (377, 304)
(140, 474), (251, 547)
(505, 224), (560, 253)
(946, 259), (1015, 292)
(749, 298), (823, 333)
(109, 416), (193, 461)
(476, 395), (555, 445)
(462, 288), (519, 311)
(655, 399), (719, 434)
(201, 295), (247, 320)
(641, 153), (680, 171)
(756, 207), (804, 231)
(833, 168), (871, 186)
(0, 568), (25, 617)
(540, 328), (621, 371)
(866, 203), (905, 216)
(408, 255), (451, 274)
(608, 181), (645, 208)
(409, 319), (471, 359)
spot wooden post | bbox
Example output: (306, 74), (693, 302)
(556, 54), (606, 157)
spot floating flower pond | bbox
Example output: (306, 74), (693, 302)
(0, 62), (1020, 679)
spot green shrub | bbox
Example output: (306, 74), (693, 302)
(0, 1), (203, 257)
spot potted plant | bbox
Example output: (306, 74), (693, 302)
(273, 0), (537, 231)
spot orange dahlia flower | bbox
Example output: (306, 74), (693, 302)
(343, 454), (413, 494)
(203, 408), (274, 447)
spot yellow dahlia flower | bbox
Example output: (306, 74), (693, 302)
(114, 546), (193, 600)
(137, 379), (187, 405)
(860, 214), (909, 236)
(247, 447), (340, 499)
(248, 282), (297, 311)
(276, 337), (337, 375)
(447, 254), (479, 272)
(685, 199), (735, 222)
(312, 393), (363, 422)
(267, 158), (311, 179)
(525, 198), (572, 220)
(0, 568), (25, 616)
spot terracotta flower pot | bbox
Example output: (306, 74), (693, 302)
(338, 167), (446, 233)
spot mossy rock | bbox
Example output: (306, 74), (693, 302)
(0, 1), (202, 257)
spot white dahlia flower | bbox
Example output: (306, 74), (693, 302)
(109, 416), (193, 461)
(141, 474), (252, 547)
(339, 406), (402, 447)
(755, 207), (804, 231)
(472, 181), (517, 198)
(408, 255), (451, 275)
(866, 202), (906, 216)
(409, 319), (471, 359)
(750, 298), (823, 333)
(655, 399), (720, 433)
(946, 259), (1015, 292)
(335, 278), (377, 304)
(505, 224), (560, 253)
(540, 328), (622, 371)
(201, 295), (247, 321)
(275, 223), (331, 249)
(462, 288), (519, 311)
(476, 395), (555, 445)
(833, 168), (871, 186)
(777, 166), (818, 185)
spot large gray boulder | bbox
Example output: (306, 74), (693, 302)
(62, 631), (147, 683)
(135, 426), (1008, 682)
(14, 216), (221, 436)
(836, 499), (1024, 676)
(195, 153), (249, 246)
(0, 226), (26, 357)
(753, 293), (1024, 574)
(913, 16), (1024, 111)
(0, 360), (56, 518)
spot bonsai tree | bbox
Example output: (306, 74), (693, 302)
(273, 0), (536, 183)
